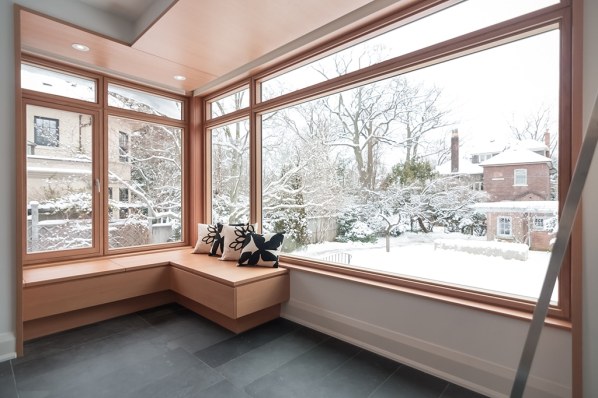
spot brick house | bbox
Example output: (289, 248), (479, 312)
(473, 147), (556, 251)
(473, 200), (557, 251)
(479, 148), (552, 201)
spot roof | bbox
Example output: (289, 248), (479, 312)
(510, 139), (549, 153)
(472, 200), (558, 213)
(436, 158), (483, 175)
(479, 148), (552, 167)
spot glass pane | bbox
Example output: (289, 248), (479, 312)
(261, 30), (559, 303)
(108, 84), (183, 120)
(26, 104), (94, 253)
(21, 63), (96, 102)
(211, 120), (250, 223)
(261, 0), (558, 101)
(210, 88), (249, 119)
(107, 116), (183, 249)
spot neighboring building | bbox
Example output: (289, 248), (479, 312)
(26, 105), (134, 221)
(472, 146), (555, 251)
(472, 200), (557, 251)
(436, 129), (484, 190)
(479, 147), (552, 201)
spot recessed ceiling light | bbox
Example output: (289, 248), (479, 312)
(72, 43), (90, 52)
(173, 75), (186, 81)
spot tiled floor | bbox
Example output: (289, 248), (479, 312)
(1, 304), (487, 398)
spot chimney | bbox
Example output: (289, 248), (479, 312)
(451, 129), (459, 173)
(544, 130), (550, 157)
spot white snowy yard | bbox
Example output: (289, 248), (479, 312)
(291, 229), (557, 303)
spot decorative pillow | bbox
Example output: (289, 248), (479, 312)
(192, 223), (219, 254)
(208, 223), (226, 256)
(220, 223), (257, 261)
(238, 232), (285, 268)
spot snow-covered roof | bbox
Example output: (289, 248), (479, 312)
(510, 139), (548, 153)
(436, 158), (483, 175)
(479, 148), (552, 167)
(472, 200), (558, 213)
(468, 139), (506, 156)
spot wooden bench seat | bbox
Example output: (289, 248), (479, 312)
(22, 248), (290, 340)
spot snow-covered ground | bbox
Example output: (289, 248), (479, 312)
(289, 229), (557, 303)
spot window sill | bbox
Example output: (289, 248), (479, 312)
(279, 258), (571, 331)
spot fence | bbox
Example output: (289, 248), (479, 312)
(27, 201), (171, 252)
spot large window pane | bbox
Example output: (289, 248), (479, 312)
(261, 0), (557, 101)
(209, 87), (249, 119)
(211, 120), (250, 223)
(108, 116), (183, 249)
(261, 30), (559, 302)
(21, 63), (96, 102)
(26, 104), (94, 253)
(108, 84), (183, 120)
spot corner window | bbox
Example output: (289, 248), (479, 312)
(203, 0), (573, 315)
(108, 116), (183, 250)
(20, 62), (187, 260)
(118, 131), (129, 162)
(25, 104), (96, 254)
(210, 120), (250, 224)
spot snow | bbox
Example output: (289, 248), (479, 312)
(479, 147), (551, 166)
(434, 238), (528, 260)
(472, 200), (557, 213)
(436, 158), (483, 175)
(289, 229), (557, 302)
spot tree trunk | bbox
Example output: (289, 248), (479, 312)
(385, 232), (390, 252)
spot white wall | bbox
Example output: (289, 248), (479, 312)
(582, 0), (598, 396)
(0, 0), (17, 362)
(283, 271), (571, 397)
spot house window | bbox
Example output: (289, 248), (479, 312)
(33, 116), (59, 147)
(533, 217), (546, 231)
(207, 86), (249, 119)
(514, 169), (527, 185)
(119, 187), (129, 202)
(25, 106), (94, 254)
(210, 119), (250, 224)
(108, 116), (183, 249)
(118, 131), (129, 162)
(21, 63), (97, 102)
(497, 216), (512, 237)
(203, 0), (573, 316)
(21, 62), (187, 260)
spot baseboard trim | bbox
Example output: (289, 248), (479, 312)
(0, 332), (16, 362)
(282, 299), (570, 398)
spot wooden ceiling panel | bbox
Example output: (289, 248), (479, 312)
(21, 11), (217, 94)
(19, 0), (411, 96)
(133, 0), (374, 76)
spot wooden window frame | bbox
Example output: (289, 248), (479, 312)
(198, 0), (577, 322)
(18, 56), (190, 265)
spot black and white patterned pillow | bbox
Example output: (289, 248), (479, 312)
(238, 232), (284, 268)
(220, 224), (257, 261)
(191, 223), (219, 254)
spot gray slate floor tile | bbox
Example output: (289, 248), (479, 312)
(5, 305), (487, 398)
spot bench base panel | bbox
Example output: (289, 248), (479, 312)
(23, 291), (174, 341)
(175, 293), (282, 334)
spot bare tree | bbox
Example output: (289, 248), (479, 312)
(509, 105), (557, 158)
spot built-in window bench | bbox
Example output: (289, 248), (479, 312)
(22, 248), (290, 341)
